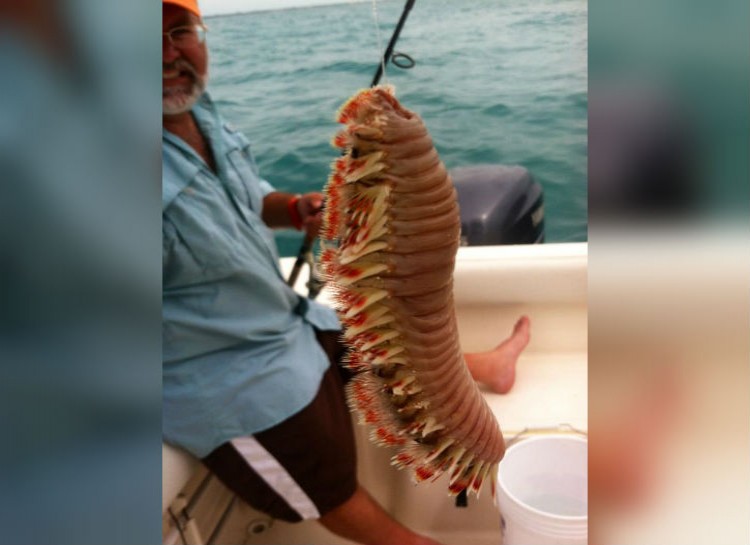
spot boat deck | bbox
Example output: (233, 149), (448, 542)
(163, 243), (587, 545)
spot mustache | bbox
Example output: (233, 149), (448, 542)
(163, 58), (199, 78)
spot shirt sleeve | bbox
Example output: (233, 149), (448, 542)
(258, 178), (275, 197)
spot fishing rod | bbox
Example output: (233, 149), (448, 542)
(286, 228), (325, 297)
(371, 0), (417, 87)
(287, 0), (418, 297)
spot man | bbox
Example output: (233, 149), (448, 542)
(162, 1), (530, 543)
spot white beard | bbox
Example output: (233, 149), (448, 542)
(163, 77), (206, 115)
(163, 59), (208, 115)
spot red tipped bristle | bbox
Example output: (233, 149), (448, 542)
(347, 158), (365, 174)
(337, 288), (363, 307)
(347, 194), (372, 217)
(355, 382), (373, 399)
(449, 481), (467, 495)
(322, 216), (340, 240)
(326, 175), (340, 191)
(352, 384), (373, 405)
(320, 263), (337, 279)
(342, 223), (364, 248)
(351, 331), (379, 348)
(326, 185), (341, 205)
(343, 352), (368, 371)
(322, 229), (336, 242)
(342, 228), (356, 246)
(337, 98), (361, 124)
(375, 427), (404, 446)
(345, 196), (360, 212)
(326, 201), (341, 221)
(335, 157), (350, 173)
(337, 104), (355, 124)
(320, 248), (337, 266)
(324, 218), (341, 236)
(332, 132), (349, 148)
(355, 198), (371, 214)
(338, 288), (364, 306)
(344, 313), (367, 328)
(364, 409), (380, 424)
(415, 466), (435, 482)
(389, 379), (404, 391)
(344, 230), (365, 251)
(396, 452), (415, 466)
(404, 420), (425, 435)
(391, 452), (417, 469)
(356, 226), (371, 243)
(337, 264), (361, 279)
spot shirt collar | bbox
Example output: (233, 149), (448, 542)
(162, 92), (225, 210)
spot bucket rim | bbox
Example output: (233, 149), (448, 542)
(497, 434), (588, 523)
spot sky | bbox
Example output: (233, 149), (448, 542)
(201, 0), (369, 16)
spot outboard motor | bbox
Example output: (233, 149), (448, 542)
(451, 164), (544, 245)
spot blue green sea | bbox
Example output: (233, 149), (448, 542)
(206, 0), (587, 256)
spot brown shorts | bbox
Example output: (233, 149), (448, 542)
(201, 330), (356, 523)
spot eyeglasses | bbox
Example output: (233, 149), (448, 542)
(163, 24), (208, 48)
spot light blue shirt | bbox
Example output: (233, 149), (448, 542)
(162, 93), (340, 457)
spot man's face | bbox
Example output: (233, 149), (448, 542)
(163, 4), (208, 116)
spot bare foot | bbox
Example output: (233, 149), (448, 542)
(319, 484), (448, 545)
(464, 316), (531, 394)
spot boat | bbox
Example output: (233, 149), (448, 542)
(163, 2), (586, 540)
(162, 238), (587, 544)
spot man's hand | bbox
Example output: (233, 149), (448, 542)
(296, 192), (324, 238)
(262, 191), (325, 236)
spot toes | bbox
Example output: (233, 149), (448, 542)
(497, 316), (531, 354)
(514, 315), (530, 335)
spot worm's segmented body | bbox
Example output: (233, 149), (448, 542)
(320, 86), (504, 497)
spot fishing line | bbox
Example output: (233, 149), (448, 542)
(371, 0), (388, 85)
(369, 0), (416, 87)
(288, 0), (416, 296)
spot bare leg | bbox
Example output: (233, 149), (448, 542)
(464, 316), (531, 394)
(318, 484), (444, 545)
(318, 319), (530, 543)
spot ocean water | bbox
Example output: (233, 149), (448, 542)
(206, 0), (587, 256)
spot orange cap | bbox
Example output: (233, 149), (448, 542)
(163, 0), (201, 17)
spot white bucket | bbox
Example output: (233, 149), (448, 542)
(495, 435), (587, 545)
